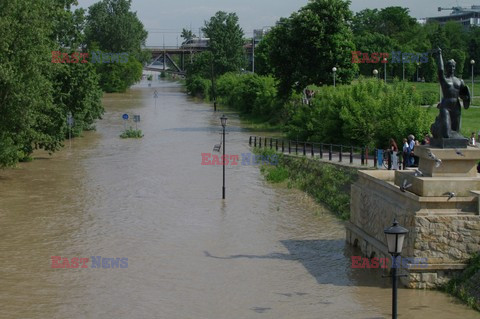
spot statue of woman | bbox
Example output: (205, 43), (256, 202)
(431, 48), (470, 139)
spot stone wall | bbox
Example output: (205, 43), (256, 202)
(347, 169), (480, 288)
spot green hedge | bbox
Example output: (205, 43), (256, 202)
(216, 72), (280, 116)
(443, 253), (480, 311)
(186, 75), (212, 99)
(285, 78), (432, 149)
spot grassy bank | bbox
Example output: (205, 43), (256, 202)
(254, 148), (358, 220)
(443, 254), (480, 311)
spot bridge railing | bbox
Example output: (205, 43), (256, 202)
(248, 136), (404, 169)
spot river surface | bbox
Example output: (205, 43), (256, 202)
(0, 78), (478, 319)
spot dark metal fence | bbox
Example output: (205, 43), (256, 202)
(248, 136), (404, 170)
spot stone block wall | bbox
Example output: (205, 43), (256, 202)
(347, 170), (480, 288)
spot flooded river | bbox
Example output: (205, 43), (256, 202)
(0, 78), (478, 319)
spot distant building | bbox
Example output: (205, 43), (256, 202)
(427, 5), (480, 28)
(245, 27), (272, 69)
(253, 27), (271, 44)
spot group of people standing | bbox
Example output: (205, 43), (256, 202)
(388, 134), (431, 169)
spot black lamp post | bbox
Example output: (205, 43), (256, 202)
(384, 219), (409, 319)
(220, 114), (228, 199)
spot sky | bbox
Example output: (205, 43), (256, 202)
(75, 0), (479, 46)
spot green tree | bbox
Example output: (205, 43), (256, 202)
(0, 0), (63, 166)
(254, 32), (275, 76)
(85, 0), (147, 54)
(202, 11), (245, 76)
(85, 0), (147, 92)
(0, 0), (105, 167)
(181, 28), (196, 44)
(466, 26), (480, 77)
(376, 7), (419, 44)
(264, 0), (358, 97)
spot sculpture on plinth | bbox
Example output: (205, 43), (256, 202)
(430, 48), (471, 148)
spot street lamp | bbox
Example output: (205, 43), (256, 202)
(332, 67), (337, 87)
(220, 114), (228, 199)
(471, 59), (475, 99)
(373, 69), (378, 79)
(383, 58), (388, 84)
(384, 219), (409, 319)
(416, 62), (420, 82)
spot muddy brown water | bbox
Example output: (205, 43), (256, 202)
(0, 79), (478, 319)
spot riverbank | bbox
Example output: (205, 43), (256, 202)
(252, 146), (480, 312)
(253, 148), (357, 220)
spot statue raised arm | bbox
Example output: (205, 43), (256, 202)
(430, 47), (470, 147)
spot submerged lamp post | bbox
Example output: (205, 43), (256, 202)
(332, 67), (337, 87)
(384, 219), (409, 319)
(471, 59), (475, 98)
(221, 114), (228, 199)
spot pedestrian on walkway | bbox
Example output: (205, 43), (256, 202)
(402, 138), (409, 169)
(388, 138), (398, 170)
(470, 132), (476, 146)
(407, 135), (415, 167)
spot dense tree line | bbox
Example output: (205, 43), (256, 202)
(0, 0), (147, 167)
(256, 3), (480, 89)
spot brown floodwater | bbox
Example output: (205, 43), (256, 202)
(0, 78), (478, 319)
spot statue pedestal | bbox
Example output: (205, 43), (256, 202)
(394, 146), (480, 196)
(430, 137), (468, 149)
(347, 144), (480, 288)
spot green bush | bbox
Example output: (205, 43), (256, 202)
(285, 78), (431, 149)
(216, 72), (280, 116)
(418, 90), (438, 106)
(186, 75), (212, 99)
(120, 128), (143, 138)
(443, 253), (480, 311)
(261, 166), (289, 183)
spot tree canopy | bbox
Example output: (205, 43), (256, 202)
(255, 0), (358, 97)
(202, 11), (245, 76)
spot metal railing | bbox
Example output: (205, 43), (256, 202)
(248, 136), (404, 170)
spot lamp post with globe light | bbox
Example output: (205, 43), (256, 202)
(332, 67), (337, 87)
(373, 69), (378, 79)
(471, 59), (475, 99)
(384, 58), (388, 83)
(384, 219), (409, 319)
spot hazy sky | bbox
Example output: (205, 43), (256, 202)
(75, 0), (478, 46)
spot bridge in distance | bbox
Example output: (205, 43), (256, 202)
(143, 46), (206, 74)
(143, 44), (254, 74)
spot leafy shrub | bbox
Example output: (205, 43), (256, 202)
(262, 166), (289, 183)
(216, 72), (279, 116)
(186, 75), (211, 99)
(285, 78), (431, 149)
(418, 91), (438, 106)
(443, 253), (480, 311)
(120, 128), (143, 138)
